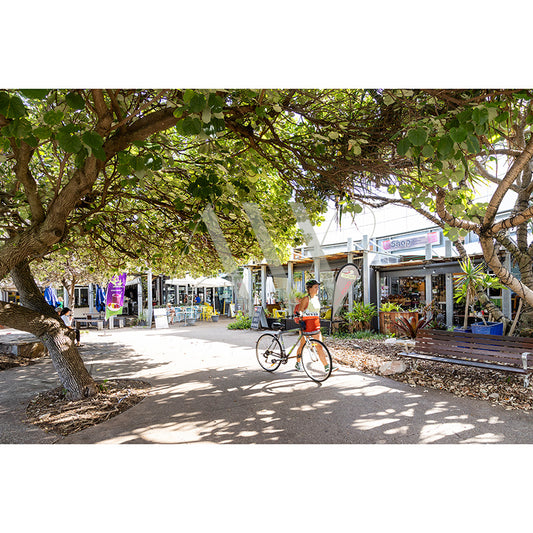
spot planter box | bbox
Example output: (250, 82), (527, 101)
(266, 317), (277, 329)
(211, 315), (219, 322)
(379, 311), (419, 335)
(471, 321), (503, 335)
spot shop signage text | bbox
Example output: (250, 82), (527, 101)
(382, 232), (439, 251)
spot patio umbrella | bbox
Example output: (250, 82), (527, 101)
(193, 276), (232, 288)
(44, 286), (59, 308)
(95, 285), (106, 312)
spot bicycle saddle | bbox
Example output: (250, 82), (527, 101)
(271, 322), (284, 330)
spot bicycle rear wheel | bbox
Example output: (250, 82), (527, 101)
(301, 338), (332, 382)
(256, 334), (283, 372)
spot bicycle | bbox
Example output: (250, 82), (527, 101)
(255, 317), (333, 382)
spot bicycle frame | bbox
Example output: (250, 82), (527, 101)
(273, 328), (312, 363)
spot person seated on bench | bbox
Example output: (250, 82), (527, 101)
(60, 307), (83, 347)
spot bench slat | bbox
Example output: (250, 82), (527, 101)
(401, 352), (527, 374)
(414, 343), (531, 366)
(417, 330), (533, 348)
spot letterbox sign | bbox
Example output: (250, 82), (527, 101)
(382, 231), (439, 252)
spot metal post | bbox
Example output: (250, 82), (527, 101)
(347, 238), (354, 312)
(287, 261), (294, 314)
(446, 273), (454, 328)
(445, 238), (453, 257)
(137, 278), (143, 320)
(362, 235), (370, 305)
(376, 269), (381, 332)
(147, 269), (153, 328)
(88, 283), (94, 314)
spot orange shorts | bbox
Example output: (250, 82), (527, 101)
(302, 316), (320, 333)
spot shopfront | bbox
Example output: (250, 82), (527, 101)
(374, 255), (512, 329)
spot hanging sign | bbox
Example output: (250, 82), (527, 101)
(382, 231), (439, 251)
(331, 263), (360, 317)
(105, 273), (127, 319)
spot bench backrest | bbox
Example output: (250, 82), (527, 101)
(415, 329), (533, 369)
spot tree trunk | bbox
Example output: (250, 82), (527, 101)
(8, 261), (97, 400)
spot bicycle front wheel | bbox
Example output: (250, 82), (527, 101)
(256, 334), (283, 372)
(301, 338), (332, 382)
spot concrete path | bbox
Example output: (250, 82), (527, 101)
(1, 317), (533, 444)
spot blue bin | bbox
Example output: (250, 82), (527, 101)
(471, 322), (503, 335)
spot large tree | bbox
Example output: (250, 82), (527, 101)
(332, 90), (533, 330)
(0, 89), (321, 399)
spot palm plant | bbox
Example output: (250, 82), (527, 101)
(454, 257), (503, 329)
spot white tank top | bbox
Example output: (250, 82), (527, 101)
(306, 295), (321, 314)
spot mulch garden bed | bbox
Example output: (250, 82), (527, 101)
(26, 379), (152, 437)
(328, 337), (533, 411)
(0, 353), (42, 370)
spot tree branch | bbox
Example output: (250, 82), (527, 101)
(11, 141), (45, 224)
(483, 135), (533, 226)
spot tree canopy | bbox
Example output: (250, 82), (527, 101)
(4, 88), (533, 397)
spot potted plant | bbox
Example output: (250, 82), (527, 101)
(136, 311), (147, 327)
(211, 310), (220, 322)
(379, 302), (419, 335)
(454, 257), (504, 334)
(345, 302), (377, 332)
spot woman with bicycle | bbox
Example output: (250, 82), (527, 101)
(295, 279), (330, 373)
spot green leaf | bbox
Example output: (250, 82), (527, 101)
(188, 93), (206, 113)
(23, 134), (39, 148)
(201, 107), (212, 124)
(33, 126), (52, 139)
(180, 117), (202, 136)
(472, 107), (489, 125)
(44, 110), (64, 125)
(437, 135), (454, 158)
(407, 127), (427, 146)
(421, 144), (434, 158)
(466, 134), (480, 154)
(208, 93), (224, 112)
(20, 89), (50, 99)
(145, 154), (162, 171)
(82, 131), (104, 149)
(57, 130), (83, 153)
(65, 91), (86, 110)
(0, 92), (27, 119)
(183, 90), (196, 103)
(450, 127), (467, 143)
(1, 119), (32, 138)
(397, 137), (411, 156)
(496, 111), (509, 124)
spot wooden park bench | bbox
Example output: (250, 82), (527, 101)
(399, 329), (533, 387)
(74, 317), (105, 330)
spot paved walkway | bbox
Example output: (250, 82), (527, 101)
(1, 318), (533, 444)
